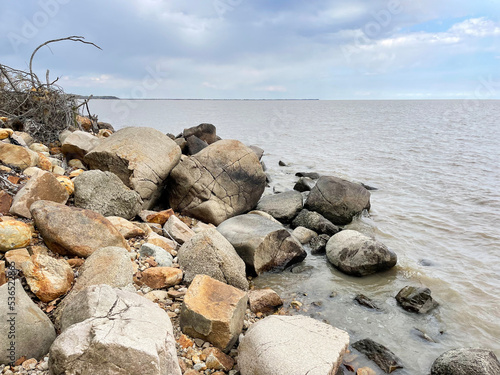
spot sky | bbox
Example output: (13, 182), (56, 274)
(0, 0), (499, 99)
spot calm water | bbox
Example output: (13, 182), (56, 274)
(89, 99), (500, 374)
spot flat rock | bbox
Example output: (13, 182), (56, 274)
(139, 267), (183, 289)
(61, 130), (100, 159)
(74, 170), (143, 220)
(106, 216), (145, 238)
(52, 284), (181, 375)
(30, 200), (129, 258)
(238, 315), (349, 375)
(305, 176), (371, 225)
(256, 190), (303, 223)
(178, 228), (248, 290)
(163, 215), (195, 244)
(352, 338), (403, 373)
(395, 286), (439, 314)
(9, 169), (69, 219)
(180, 274), (248, 352)
(292, 226), (318, 244)
(431, 348), (500, 375)
(0, 143), (38, 170)
(292, 209), (339, 236)
(0, 280), (56, 364)
(217, 214), (306, 275)
(248, 288), (283, 314)
(84, 127), (181, 209)
(0, 220), (32, 252)
(326, 230), (397, 276)
(167, 140), (266, 225)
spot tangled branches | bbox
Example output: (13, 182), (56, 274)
(0, 36), (101, 144)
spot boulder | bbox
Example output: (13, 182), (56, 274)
(292, 209), (339, 235)
(139, 267), (183, 289)
(395, 286), (439, 314)
(0, 280), (56, 364)
(178, 228), (248, 290)
(255, 191), (303, 223)
(0, 220), (32, 252)
(291, 226), (318, 244)
(30, 200), (129, 258)
(180, 274), (247, 352)
(430, 348), (500, 375)
(305, 176), (371, 225)
(310, 234), (330, 255)
(186, 135), (208, 155)
(293, 177), (316, 192)
(73, 170), (143, 220)
(84, 127), (181, 209)
(183, 123), (217, 144)
(0, 143), (38, 170)
(326, 230), (397, 276)
(106, 216), (145, 239)
(248, 288), (283, 314)
(352, 339), (403, 373)
(238, 315), (349, 375)
(21, 253), (74, 302)
(61, 130), (100, 159)
(139, 243), (173, 267)
(163, 215), (195, 244)
(167, 140), (266, 225)
(52, 284), (181, 375)
(9, 169), (69, 219)
(217, 214), (306, 275)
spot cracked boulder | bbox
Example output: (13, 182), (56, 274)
(217, 214), (306, 275)
(326, 230), (397, 276)
(73, 170), (143, 220)
(178, 228), (248, 290)
(237, 315), (349, 375)
(305, 176), (371, 225)
(167, 139), (266, 225)
(84, 127), (181, 209)
(51, 284), (181, 375)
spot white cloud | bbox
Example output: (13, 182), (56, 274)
(449, 17), (500, 37)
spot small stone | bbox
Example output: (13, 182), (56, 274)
(139, 243), (173, 267)
(140, 209), (175, 225)
(310, 234), (330, 255)
(0, 221), (32, 252)
(163, 215), (195, 245)
(357, 367), (376, 375)
(291, 226), (318, 244)
(354, 294), (380, 310)
(248, 288), (283, 314)
(21, 358), (37, 370)
(178, 334), (194, 349)
(193, 362), (207, 371)
(204, 347), (235, 371)
(0, 191), (13, 215)
(56, 176), (74, 195)
(396, 286), (439, 314)
(139, 267), (183, 289)
(352, 339), (403, 373)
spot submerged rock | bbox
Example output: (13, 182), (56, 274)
(396, 286), (439, 314)
(352, 338), (403, 373)
(430, 348), (500, 375)
(354, 294), (380, 310)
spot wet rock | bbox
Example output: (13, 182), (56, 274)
(74, 170), (143, 220)
(186, 135), (208, 155)
(52, 284), (181, 375)
(294, 177), (316, 192)
(139, 267), (183, 289)
(178, 228), (248, 290)
(326, 230), (397, 276)
(292, 209), (339, 236)
(352, 338), (403, 373)
(310, 234), (330, 255)
(278, 160), (287, 166)
(360, 182), (378, 191)
(0, 143), (38, 170)
(256, 190), (303, 223)
(106, 216), (145, 239)
(217, 214), (306, 275)
(0, 220), (32, 252)
(395, 286), (439, 314)
(248, 288), (283, 314)
(84, 127), (181, 209)
(9, 169), (69, 218)
(163, 215), (195, 244)
(21, 253), (73, 302)
(30, 200), (129, 258)
(305, 176), (371, 225)
(183, 123), (218, 144)
(180, 274), (248, 352)
(139, 208), (175, 225)
(291, 226), (318, 244)
(354, 294), (380, 310)
(295, 172), (321, 179)
(238, 315), (349, 375)
(0, 280), (56, 364)
(430, 348), (500, 375)
(0, 190), (13, 214)
(139, 243), (173, 267)
(61, 130), (101, 159)
(167, 140), (266, 225)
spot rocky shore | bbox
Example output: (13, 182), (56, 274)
(0, 118), (499, 375)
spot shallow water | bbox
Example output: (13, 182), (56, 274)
(89, 99), (500, 374)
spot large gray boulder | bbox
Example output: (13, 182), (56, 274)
(51, 284), (181, 375)
(238, 315), (349, 375)
(431, 348), (500, 375)
(84, 127), (181, 209)
(178, 228), (248, 290)
(326, 230), (397, 276)
(305, 176), (371, 225)
(0, 280), (56, 364)
(217, 214), (306, 275)
(292, 209), (339, 235)
(74, 170), (143, 220)
(256, 191), (303, 223)
(168, 140), (266, 225)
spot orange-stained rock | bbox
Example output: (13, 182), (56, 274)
(357, 367), (376, 375)
(68, 169), (84, 179)
(204, 347), (235, 371)
(0, 128), (14, 140)
(0, 190), (13, 214)
(0, 261), (6, 286)
(36, 152), (52, 171)
(180, 274), (248, 352)
(10, 170), (69, 219)
(139, 208), (175, 226)
(0, 221), (32, 252)
(56, 176), (74, 195)
(106, 216), (145, 239)
(30, 200), (129, 258)
(0, 143), (38, 170)
(147, 233), (176, 254)
(248, 288), (283, 314)
(67, 258), (85, 268)
(76, 115), (93, 132)
(7, 175), (20, 184)
(177, 334), (194, 349)
(4, 248), (31, 269)
(50, 146), (62, 155)
(139, 267), (183, 289)
(21, 253), (74, 302)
